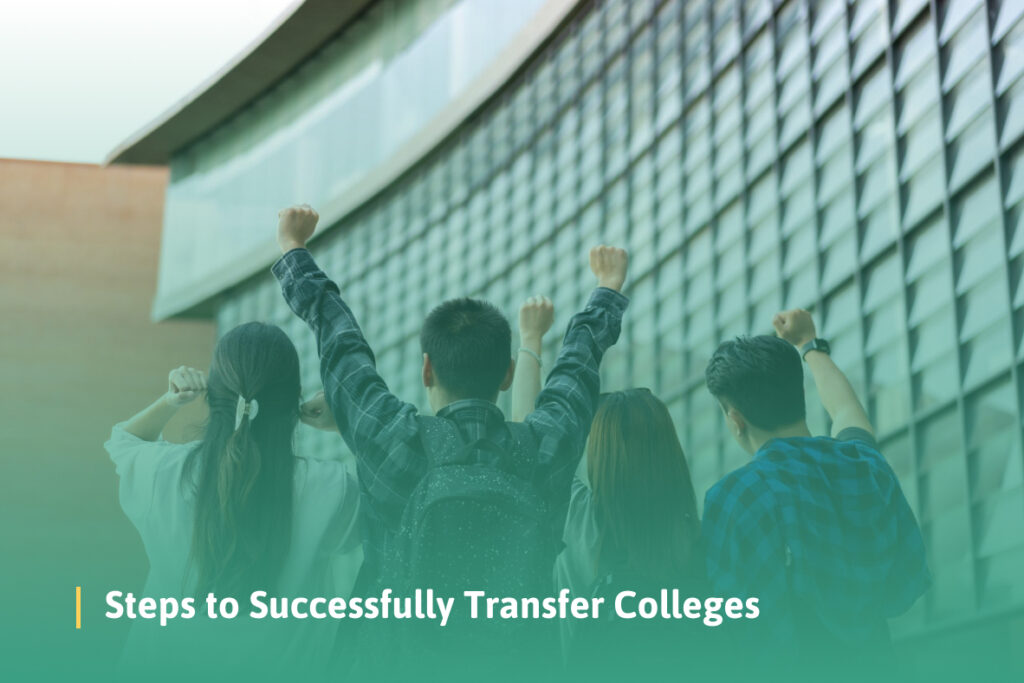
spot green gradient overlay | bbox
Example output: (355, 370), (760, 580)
(7, 0), (1024, 680)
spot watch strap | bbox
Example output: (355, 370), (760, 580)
(800, 338), (830, 359)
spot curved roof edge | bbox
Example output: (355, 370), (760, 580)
(105, 0), (373, 166)
(149, 0), (581, 320)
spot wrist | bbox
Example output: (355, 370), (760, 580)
(517, 346), (543, 367)
(597, 279), (623, 292)
(159, 392), (181, 409)
(799, 337), (830, 360)
(519, 333), (544, 350)
(782, 334), (814, 348)
(279, 240), (307, 254)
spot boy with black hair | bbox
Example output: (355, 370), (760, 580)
(419, 297), (515, 406)
(703, 309), (929, 679)
(272, 205), (628, 674)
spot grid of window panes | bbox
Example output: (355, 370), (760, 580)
(216, 0), (1024, 636)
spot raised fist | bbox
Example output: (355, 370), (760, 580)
(277, 204), (319, 253)
(773, 309), (817, 347)
(589, 245), (629, 292)
(519, 296), (554, 342)
(300, 391), (339, 432)
(166, 366), (206, 407)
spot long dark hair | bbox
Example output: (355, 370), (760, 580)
(587, 389), (702, 585)
(181, 322), (300, 596)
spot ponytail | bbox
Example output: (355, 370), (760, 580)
(182, 323), (300, 597)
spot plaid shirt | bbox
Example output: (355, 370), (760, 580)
(273, 248), (628, 581)
(702, 428), (929, 650)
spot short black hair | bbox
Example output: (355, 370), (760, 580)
(704, 335), (805, 431)
(420, 298), (512, 401)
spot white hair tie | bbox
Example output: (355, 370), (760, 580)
(234, 396), (259, 430)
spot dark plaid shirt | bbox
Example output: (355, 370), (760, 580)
(702, 428), (930, 652)
(273, 248), (628, 580)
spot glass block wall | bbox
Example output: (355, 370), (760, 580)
(215, 0), (1024, 640)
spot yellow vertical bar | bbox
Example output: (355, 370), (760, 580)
(76, 586), (81, 629)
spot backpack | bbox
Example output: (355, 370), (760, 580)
(393, 417), (557, 599)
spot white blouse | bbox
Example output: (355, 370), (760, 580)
(104, 423), (362, 677)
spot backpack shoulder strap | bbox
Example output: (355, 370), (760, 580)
(418, 416), (467, 467)
(504, 419), (533, 447)
(418, 413), (534, 468)
(417, 416), (507, 466)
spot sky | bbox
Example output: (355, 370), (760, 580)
(0, 0), (298, 164)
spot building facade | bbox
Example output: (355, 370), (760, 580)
(112, 0), (1024, 674)
(0, 159), (215, 678)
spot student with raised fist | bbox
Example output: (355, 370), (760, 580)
(272, 205), (629, 677)
(702, 308), (929, 679)
(510, 308), (717, 676)
(105, 322), (361, 680)
(510, 295), (555, 422)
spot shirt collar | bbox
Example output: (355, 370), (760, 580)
(435, 398), (505, 422)
(754, 436), (800, 459)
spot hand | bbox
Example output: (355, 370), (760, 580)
(773, 309), (817, 347)
(589, 245), (629, 292)
(300, 391), (339, 432)
(519, 296), (554, 343)
(165, 366), (206, 407)
(277, 204), (319, 253)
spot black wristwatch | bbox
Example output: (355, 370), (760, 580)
(800, 338), (831, 360)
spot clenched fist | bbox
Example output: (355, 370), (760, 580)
(519, 296), (554, 343)
(773, 309), (817, 347)
(166, 366), (206, 407)
(278, 204), (319, 254)
(589, 245), (629, 292)
(300, 391), (339, 432)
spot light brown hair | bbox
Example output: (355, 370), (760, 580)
(587, 389), (702, 584)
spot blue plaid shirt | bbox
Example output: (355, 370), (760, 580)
(273, 248), (628, 582)
(702, 428), (929, 651)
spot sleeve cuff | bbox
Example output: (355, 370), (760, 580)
(587, 286), (630, 315)
(107, 422), (167, 445)
(835, 426), (878, 447)
(271, 247), (317, 281)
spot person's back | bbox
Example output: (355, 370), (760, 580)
(273, 205), (631, 678)
(402, 410), (554, 594)
(105, 323), (361, 681)
(702, 310), (929, 680)
(554, 389), (718, 679)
